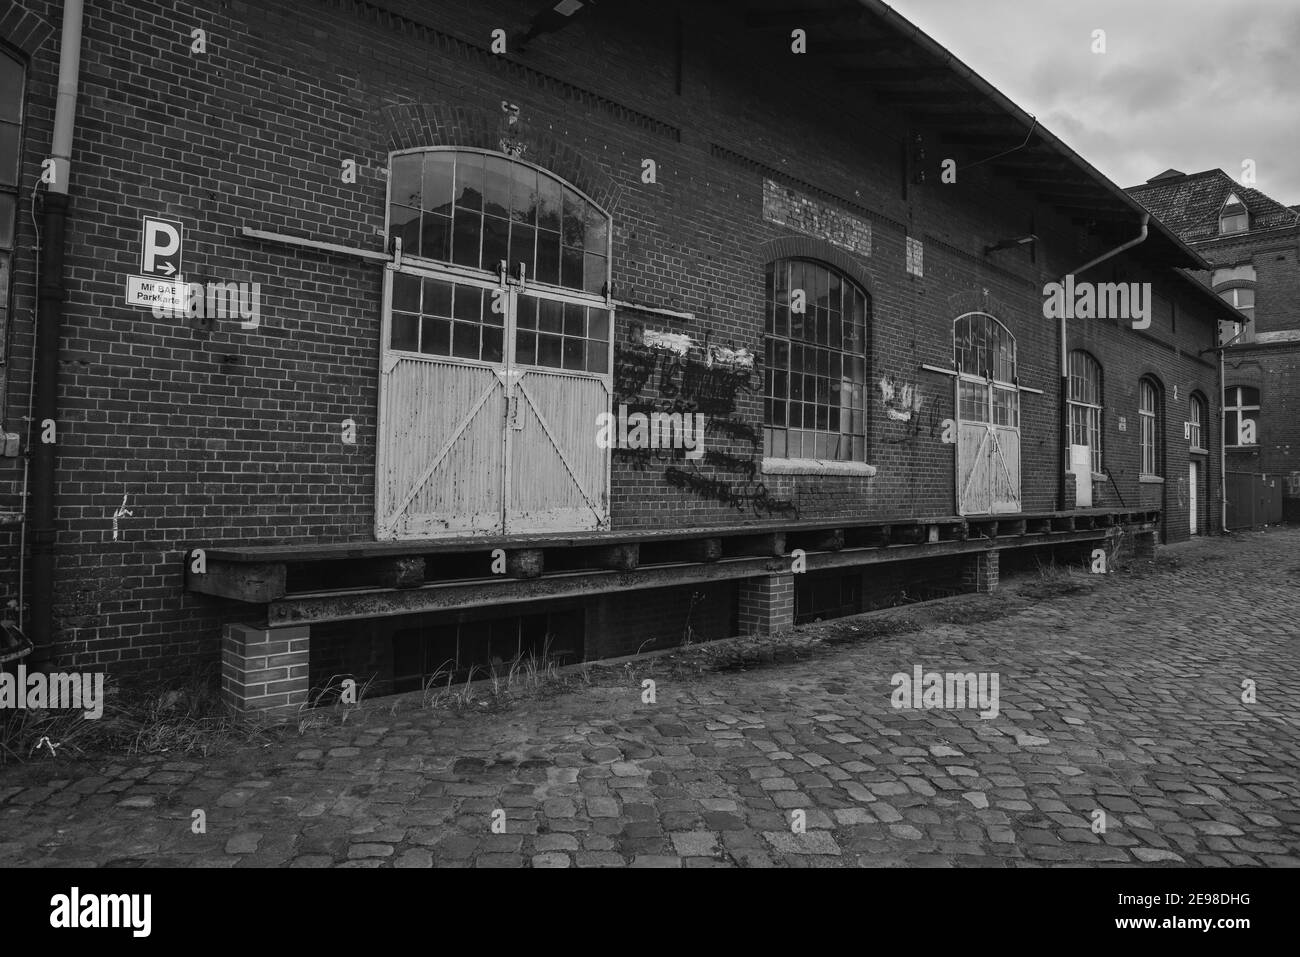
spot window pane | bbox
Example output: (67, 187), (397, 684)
(390, 154), (422, 207)
(420, 212), (451, 262)
(516, 295), (537, 329)
(390, 205), (421, 257)
(391, 312), (418, 351)
(392, 272), (420, 312)
(584, 206), (608, 252)
(535, 231), (561, 284)
(452, 212), (480, 267)
(562, 302), (585, 337)
(423, 278), (453, 317)
(454, 153), (484, 210)
(510, 223), (536, 275)
(538, 298), (563, 334)
(561, 246), (583, 289)
(0, 193), (14, 248)
(510, 163), (537, 225)
(482, 215), (509, 270)
(562, 188), (585, 246)
(422, 152), (455, 214)
(584, 253), (605, 294)
(482, 155), (512, 219)
(0, 54), (21, 123)
(516, 330), (537, 365)
(420, 316), (450, 356)
(537, 176), (563, 231)
(453, 285), (482, 322)
(452, 322), (479, 359)
(588, 309), (610, 343)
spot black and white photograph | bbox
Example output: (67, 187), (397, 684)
(0, 0), (1295, 937)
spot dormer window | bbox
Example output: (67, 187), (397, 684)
(1219, 193), (1249, 234)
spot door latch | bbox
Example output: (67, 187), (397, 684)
(508, 394), (524, 430)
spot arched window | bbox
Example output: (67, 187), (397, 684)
(1188, 393), (1206, 452)
(387, 148), (610, 294)
(763, 258), (869, 461)
(953, 312), (1018, 427)
(0, 47), (24, 363)
(1224, 386), (1260, 447)
(384, 148), (612, 373)
(1139, 377), (1163, 477)
(1068, 351), (1103, 474)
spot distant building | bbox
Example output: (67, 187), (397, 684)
(1128, 169), (1300, 526)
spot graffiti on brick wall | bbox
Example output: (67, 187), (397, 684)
(879, 375), (923, 422)
(613, 320), (798, 518)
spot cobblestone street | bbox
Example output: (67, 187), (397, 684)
(2, 529), (1298, 868)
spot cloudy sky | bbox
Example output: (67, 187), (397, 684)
(888, 0), (1300, 205)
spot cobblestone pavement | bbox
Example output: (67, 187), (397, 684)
(2, 530), (1298, 868)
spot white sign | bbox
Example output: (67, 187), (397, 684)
(125, 274), (185, 311)
(140, 216), (183, 278)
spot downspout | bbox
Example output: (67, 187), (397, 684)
(28, 0), (84, 664)
(1055, 213), (1150, 510)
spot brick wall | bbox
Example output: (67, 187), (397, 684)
(0, 0), (1225, 678)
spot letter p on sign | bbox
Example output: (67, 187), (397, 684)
(141, 216), (184, 278)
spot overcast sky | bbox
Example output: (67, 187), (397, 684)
(888, 0), (1300, 206)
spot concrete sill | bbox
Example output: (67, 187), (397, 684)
(762, 458), (878, 477)
(1190, 447), (1209, 456)
(1139, 475), (1165, 484)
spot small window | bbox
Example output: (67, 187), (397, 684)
(1219, 194), (1249, 235)
(1068, 351), (1103, 474)
(1139, 378), (1162, 477)
(763, 258), (869, 461)
(1224, 386), (1260, 447)
(1188, 394), (1205, 451)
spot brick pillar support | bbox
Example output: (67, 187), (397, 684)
(222, 622), (310, 721)
(738, 574), (795, 635)
(961, 550), (1000, 593)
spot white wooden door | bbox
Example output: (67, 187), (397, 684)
(506, 289), (612, 533)
(956, 378), (1021, 515)
(376, 268), (612, 539)
(1189, 461), (1199, 534)
(954, 313), (1021, 516)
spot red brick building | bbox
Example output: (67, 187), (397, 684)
(1127, 169), (1300, 526)
(0, 0), (1241, 714)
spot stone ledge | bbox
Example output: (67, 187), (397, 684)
(761, 458), (878, 477)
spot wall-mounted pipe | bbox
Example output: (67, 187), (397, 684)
(28, 0), (84, 664)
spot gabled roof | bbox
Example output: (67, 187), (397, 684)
(1126, 169), (1300, 242)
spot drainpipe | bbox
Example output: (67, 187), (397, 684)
(1055, 213), (1150, 510)
(28, 0), (84, 664)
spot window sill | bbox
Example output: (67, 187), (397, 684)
(1190, 447), (1209, 456)
(1090, 472), (1107, 482)
(762, 458), (878, 477)
(1139, 475), (1165, 484)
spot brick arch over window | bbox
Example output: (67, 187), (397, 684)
(0, 3), (56, 56)
(758, 237), (873, 296)
(377, 102), (621, 213)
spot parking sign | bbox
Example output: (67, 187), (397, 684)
(140, 216), (183, 278)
